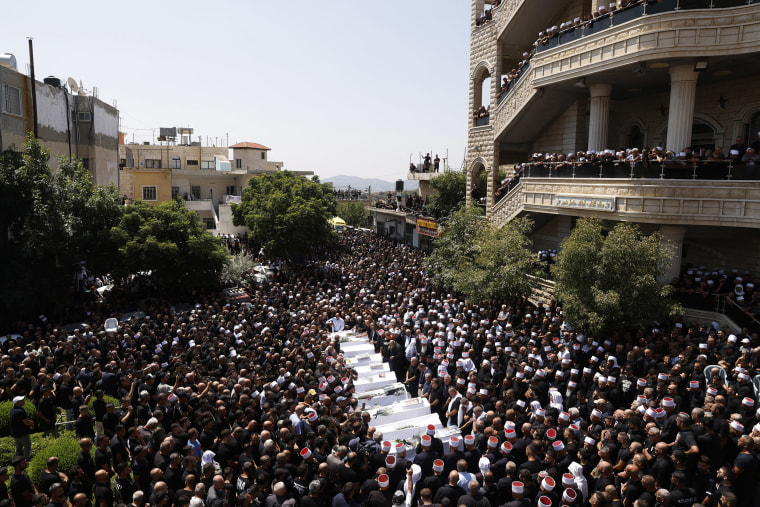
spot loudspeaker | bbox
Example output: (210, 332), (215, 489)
(395, 180), (404, 192)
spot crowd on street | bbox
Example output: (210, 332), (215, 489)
(2, 230), (760, 507)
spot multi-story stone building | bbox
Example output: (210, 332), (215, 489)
(468, 0), (760, 278)
(1, 55), (119, 187)
(119, 132), (310, 234)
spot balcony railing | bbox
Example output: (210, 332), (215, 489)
(534, 0), (755, 55)
(515, 160), (760, 180)
(474, 115), (491, 127)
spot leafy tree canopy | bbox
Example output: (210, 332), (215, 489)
(337, 200), (367, 228)
(0, 137), (122, 324)
(551, 217), (682, 334)
(110, 199), (228, 294)
(426, 204), (538, 302)
(426, 171), (467, 220)
(232, 171), (337, 257)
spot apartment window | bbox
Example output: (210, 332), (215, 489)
(145, 159), (162, 168)
(172, 156), (181, 169)
(236, 158), (242, 169)
(226, 185), (237, 196)
(186, 159), (198, 166)
(201, 160), (214, 170)
(202, 217), (216, 230)
(119, 158), (127, 169)
(2, 84), (22, 115)
(171, 186), (179, 199)
(142, 186), (157, 201)
(261, 152), (265, 160)
(191, 186), (201, 199)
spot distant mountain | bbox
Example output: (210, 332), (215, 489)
(322, 174), (418, 192)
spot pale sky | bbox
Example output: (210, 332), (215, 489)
(3, 1), (471, 181)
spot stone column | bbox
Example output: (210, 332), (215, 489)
(666, 64), (699, 153)
(660, 225), (687, 282)
(587, 84), (613, 153)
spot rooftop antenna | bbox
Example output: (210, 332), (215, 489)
(67, 77), (79, 93)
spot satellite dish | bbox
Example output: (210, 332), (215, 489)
(67, 77), (78, 93)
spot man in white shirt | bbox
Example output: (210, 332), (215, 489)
(329, 312), (345, 332)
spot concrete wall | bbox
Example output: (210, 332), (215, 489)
(231, 147), (284, 173)
(1, 67), (119, 188)
(218, 204), (248, 236)
(532, 99), (589, 155)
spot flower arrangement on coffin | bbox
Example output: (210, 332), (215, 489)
(383, 386), (406, 397)
(373, 407), (394, 418)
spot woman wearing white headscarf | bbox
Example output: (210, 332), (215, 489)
(568, 461), (589, 502)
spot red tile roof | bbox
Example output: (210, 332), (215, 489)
(230, 142), (271, 150)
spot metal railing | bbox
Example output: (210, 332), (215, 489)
(534, 0), (755, 55)
(514, 159), (760, 180)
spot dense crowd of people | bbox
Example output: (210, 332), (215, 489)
(2, 230), (760, 507)
(373, 193), (428, 215)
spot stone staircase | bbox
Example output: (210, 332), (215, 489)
(490, 181), (525, 227)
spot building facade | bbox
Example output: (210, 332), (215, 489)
(119, 134), (309, 235)
(469, 0), (760, 277)
(1, 57), (119, 187)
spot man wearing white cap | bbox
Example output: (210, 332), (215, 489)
(501, 481), (529, 507)
(10, 396), (33, 459)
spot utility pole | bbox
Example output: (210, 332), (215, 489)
(28, 37), (38, 138)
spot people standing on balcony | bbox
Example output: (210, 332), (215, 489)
(423, 154), (432, 173)
(434, 155), (440, 173)
(741, 148), (760, 167)
(730, 137), (748, 160)
(750, 132), (760, 154)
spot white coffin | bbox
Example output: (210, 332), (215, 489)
(340, 342), (376, 356)
(353, 362), (390, 376)
(330, 331), (369, 342)
(345, 353), (383, 367)
(354, 382), (408, 406)
(365, 397), (431, 425)
(353, 373), (398, 391)
(376, 414), (444, 442)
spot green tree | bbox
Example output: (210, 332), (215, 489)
(0, 137), (122, 325)
(426, 203), (485, 292)
(426, 171), (467, 220)
(110, 199), (228, 294)
(552, 218), (682, 334)
(232, 171), (337, 257)
(455, 216), (540, 301)
(337, 201), (367, 227)
(426, 204), (538, 301)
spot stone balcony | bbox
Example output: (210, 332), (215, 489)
(491, 177), (760, 229)
(491, 2), (760, 143)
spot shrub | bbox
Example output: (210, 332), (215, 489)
(0, 431), (74, 471)
(87, 394), (120, 418)
(0, 398), (38, 438)
(27, 434), (80, 488)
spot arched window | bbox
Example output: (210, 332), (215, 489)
(747, 112), (760, 146)
(691, 123), (715, 152)
(628, 125), (644, 149)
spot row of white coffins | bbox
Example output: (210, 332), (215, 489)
(333, 331), (462, 459)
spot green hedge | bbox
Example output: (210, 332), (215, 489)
(0, 399), (37, 438)
(0, 431), (70, 471)
(27, 434), (80, 488)
(87, 394), (120, 418)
